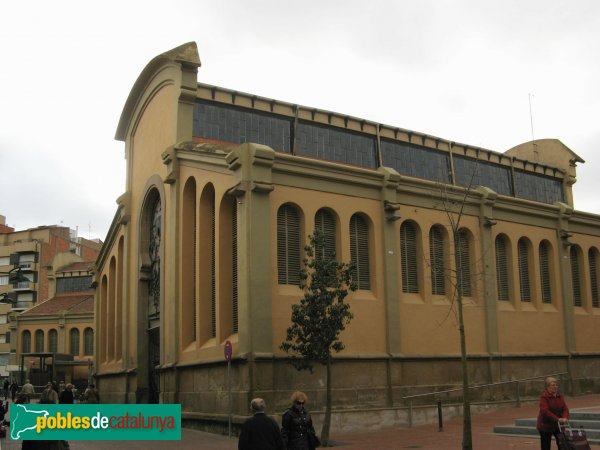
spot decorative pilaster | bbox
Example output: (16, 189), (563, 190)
(226, 144), (275, 356)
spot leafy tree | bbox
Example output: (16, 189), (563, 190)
(280, 229), (357, 446)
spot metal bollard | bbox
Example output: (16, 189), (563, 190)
(437, 400), (443, 432)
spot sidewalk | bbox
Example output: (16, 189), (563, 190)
(1, 394), (599, 449)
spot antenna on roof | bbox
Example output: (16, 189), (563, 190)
(528, 93), (538, 160)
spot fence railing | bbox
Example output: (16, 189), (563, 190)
(401, 372), (569, 428)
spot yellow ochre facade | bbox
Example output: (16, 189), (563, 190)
(94, 42), (600, 429)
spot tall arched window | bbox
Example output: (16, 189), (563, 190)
(570, 246), (583, 307)
(455, 229), (472, 297)
(539, 241), (552, 304)
(48, 329), (58, 353)
(517, 238), (532, 302)
(84, 328), (94, 356)
(590, 248), (600, 308)
(400, 221), (419, 294)
(35, 329), (44, 352)
(70, 328), (80, 356)
(181, 177), (197, 346)
(315, 209), (336, 259)
(349, 213), (370, 290)
(148, 198), (161, 322)
(277, 204), (301, 285)
(198, 184), (216, 342)
(429, 225), (445, 295)
(495, 235), (510, 301)
(22, 330), (31, 353)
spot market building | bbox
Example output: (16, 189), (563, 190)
(94, 42), (600, 430)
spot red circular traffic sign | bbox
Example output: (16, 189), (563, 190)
(224, 340), (233, 361)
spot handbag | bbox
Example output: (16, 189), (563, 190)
(307, 431), (321, 448)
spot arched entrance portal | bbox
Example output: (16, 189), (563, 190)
(147, 199), (161, 404)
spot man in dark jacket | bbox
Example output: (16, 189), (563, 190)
(238, 398), (285, 450)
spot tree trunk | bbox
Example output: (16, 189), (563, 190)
(320, 355), (332, 446)
(457, 293), (472, 450)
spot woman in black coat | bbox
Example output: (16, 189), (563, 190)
(281, 391), (320, 450)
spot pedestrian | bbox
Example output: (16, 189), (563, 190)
(281, 391), (320, 450)
(537, 376), (570, 450)
(3, 379), (9, 400)
(10, 380), (19, 402)
(20, 379), (35, 403)
(83, 383), (99, 403)
(59, 384), (74, 404)
(238, 398), (285, 450)
(39, 382), (59, 404)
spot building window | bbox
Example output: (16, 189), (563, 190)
(48, 329), (58, 353)
(69, 328), (80, 356)
(182, 177), (197, 346)
(277, 204), (302, 285)
(455, 229), (472, 297)
(590, 248), (600, 308)
(349, 214), (370, 290)
(315, 209), (336, 259)
(400, 221), (419, 294)
(84, 328), (94, 356)
(495, 235), (510, 301)
(22, 330), (31, 353)
(231, 196), (238, 334)
(35, 329), (44, 352)
(429, 226), (446, 295)
(539, 241), (552, 304)
(149, 199), (161, 321)
(570, 246), (583, 307)
(56, 276), (93, 293)
(198, 184), (216, 342)
(517, 238), (532, 302)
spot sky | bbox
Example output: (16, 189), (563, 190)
(1, 0), (599, 241)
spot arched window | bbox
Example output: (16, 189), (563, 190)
(84, 328), (94, 356)
(570, 246), (583, 307)
(315, 209), (336, 259)
(517, 238), (532, 302)
(35, 329), (44, 352)
(429, 225), (445, 295)
(48, 329), (58, 353)
(455, 229), (472, 297)
(590, 248), (600, 308)
(400, 221), (419, 294)
(539, 241), (552, 304)
(495, 235), (510, 301)
(198, 184), (216, 341)
(181, 177), (197, 346)
(349, 214), (370, 290)
(69, 328), (80, 356)
(277, 204), (301, 285)
(22, 330), (31, 353)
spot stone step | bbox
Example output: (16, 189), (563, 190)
(515, 418), (600, 429)
(494, 411), (600, 444)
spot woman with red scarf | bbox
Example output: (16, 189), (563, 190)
(536, 376), (570, 450)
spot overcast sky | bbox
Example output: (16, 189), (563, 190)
(1, 0), (599, 241)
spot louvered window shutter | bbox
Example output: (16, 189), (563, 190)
(350, 214), (370, 290)
(495, 236), (509, 301)
(232, 196), (239, 334)
(571, 247), (582, 307)
(455, 230), (471, 297)
(315, 209), (336, 259)
(277, 205), (301, 285)
(518, 239), (531, 302)
(400, 222), (419, 293)
(429, 226), (445, 295)
(590, 249), (600, 308)
(210, 201), (216, 338)
(539, 241), (552, 304)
